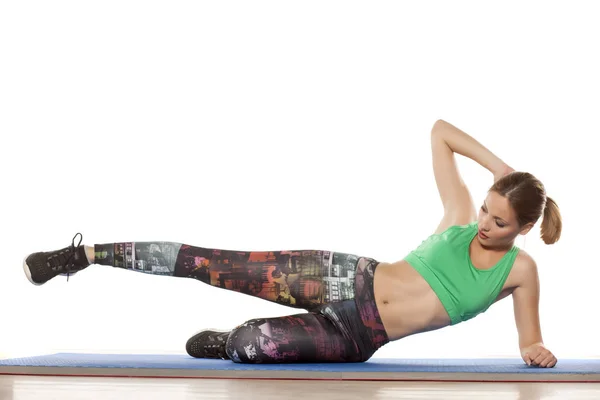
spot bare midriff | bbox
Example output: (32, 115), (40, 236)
(373, 260), (453, 341)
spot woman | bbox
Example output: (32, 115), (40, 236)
(23, 119), (561, 368)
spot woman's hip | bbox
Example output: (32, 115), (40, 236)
(317, 255), (390, 360)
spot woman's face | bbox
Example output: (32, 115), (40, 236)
(476, 191), (524, 246)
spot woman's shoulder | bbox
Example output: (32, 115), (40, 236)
(445, 220), (478, 234)
(423, 221), (477, 245)
(514, 248), (535, 268)
(433, 217), (477, 236)
(510, 248), (538, 287)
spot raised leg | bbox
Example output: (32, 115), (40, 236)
(92, 241), (361, 312)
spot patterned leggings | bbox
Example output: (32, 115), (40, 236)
(94, 242), (390, 363)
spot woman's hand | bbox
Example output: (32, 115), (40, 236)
(493, 163), (515, 182)
(520, 342), (557, 368)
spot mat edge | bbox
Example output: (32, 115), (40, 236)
(1, 366), (598, 382)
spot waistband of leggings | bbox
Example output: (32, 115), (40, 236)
(354, 256), (390, 353)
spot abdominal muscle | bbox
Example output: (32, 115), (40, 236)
(373, 260), (453, 341)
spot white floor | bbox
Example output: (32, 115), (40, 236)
(1, 375), (600, 400)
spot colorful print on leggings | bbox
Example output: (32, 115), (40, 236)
(94, 242), (182, 274)
(94, 242), (359, 311)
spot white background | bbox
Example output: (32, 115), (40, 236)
(0, 1), (597, 361)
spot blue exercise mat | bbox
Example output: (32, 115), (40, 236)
(1, 353), (599, 382)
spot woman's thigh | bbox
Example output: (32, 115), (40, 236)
(225, 312), (363, 363)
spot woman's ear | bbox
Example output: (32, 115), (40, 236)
(519, 222), (535, 236)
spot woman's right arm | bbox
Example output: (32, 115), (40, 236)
(432, 119), (509, 177)
(430, 119), (510, 234)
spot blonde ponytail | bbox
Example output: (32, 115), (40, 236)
(540, 196), (562, 244)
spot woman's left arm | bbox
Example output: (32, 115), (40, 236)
(512, 253), (558, 368)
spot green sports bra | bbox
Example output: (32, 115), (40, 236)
(402, 221), (520, 325)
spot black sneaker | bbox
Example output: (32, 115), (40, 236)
(186, 329), (231, 359)
(23, 233), (90, 285)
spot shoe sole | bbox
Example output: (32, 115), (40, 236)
(22, 256), (42, 286)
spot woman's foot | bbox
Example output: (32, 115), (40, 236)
(23, 233), (91, 285)
(186, 329), (231, 359)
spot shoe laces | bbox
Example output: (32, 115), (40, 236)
(47, 233), (83, 281)
(203, 345), (227, 359)
(203, 332), (230, 359)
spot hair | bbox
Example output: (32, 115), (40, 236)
(489, 171), (562, 245)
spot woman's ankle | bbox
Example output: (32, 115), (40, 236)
(84, 245), (95, 264)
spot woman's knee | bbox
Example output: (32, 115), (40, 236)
(225, 318), (272, 363)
